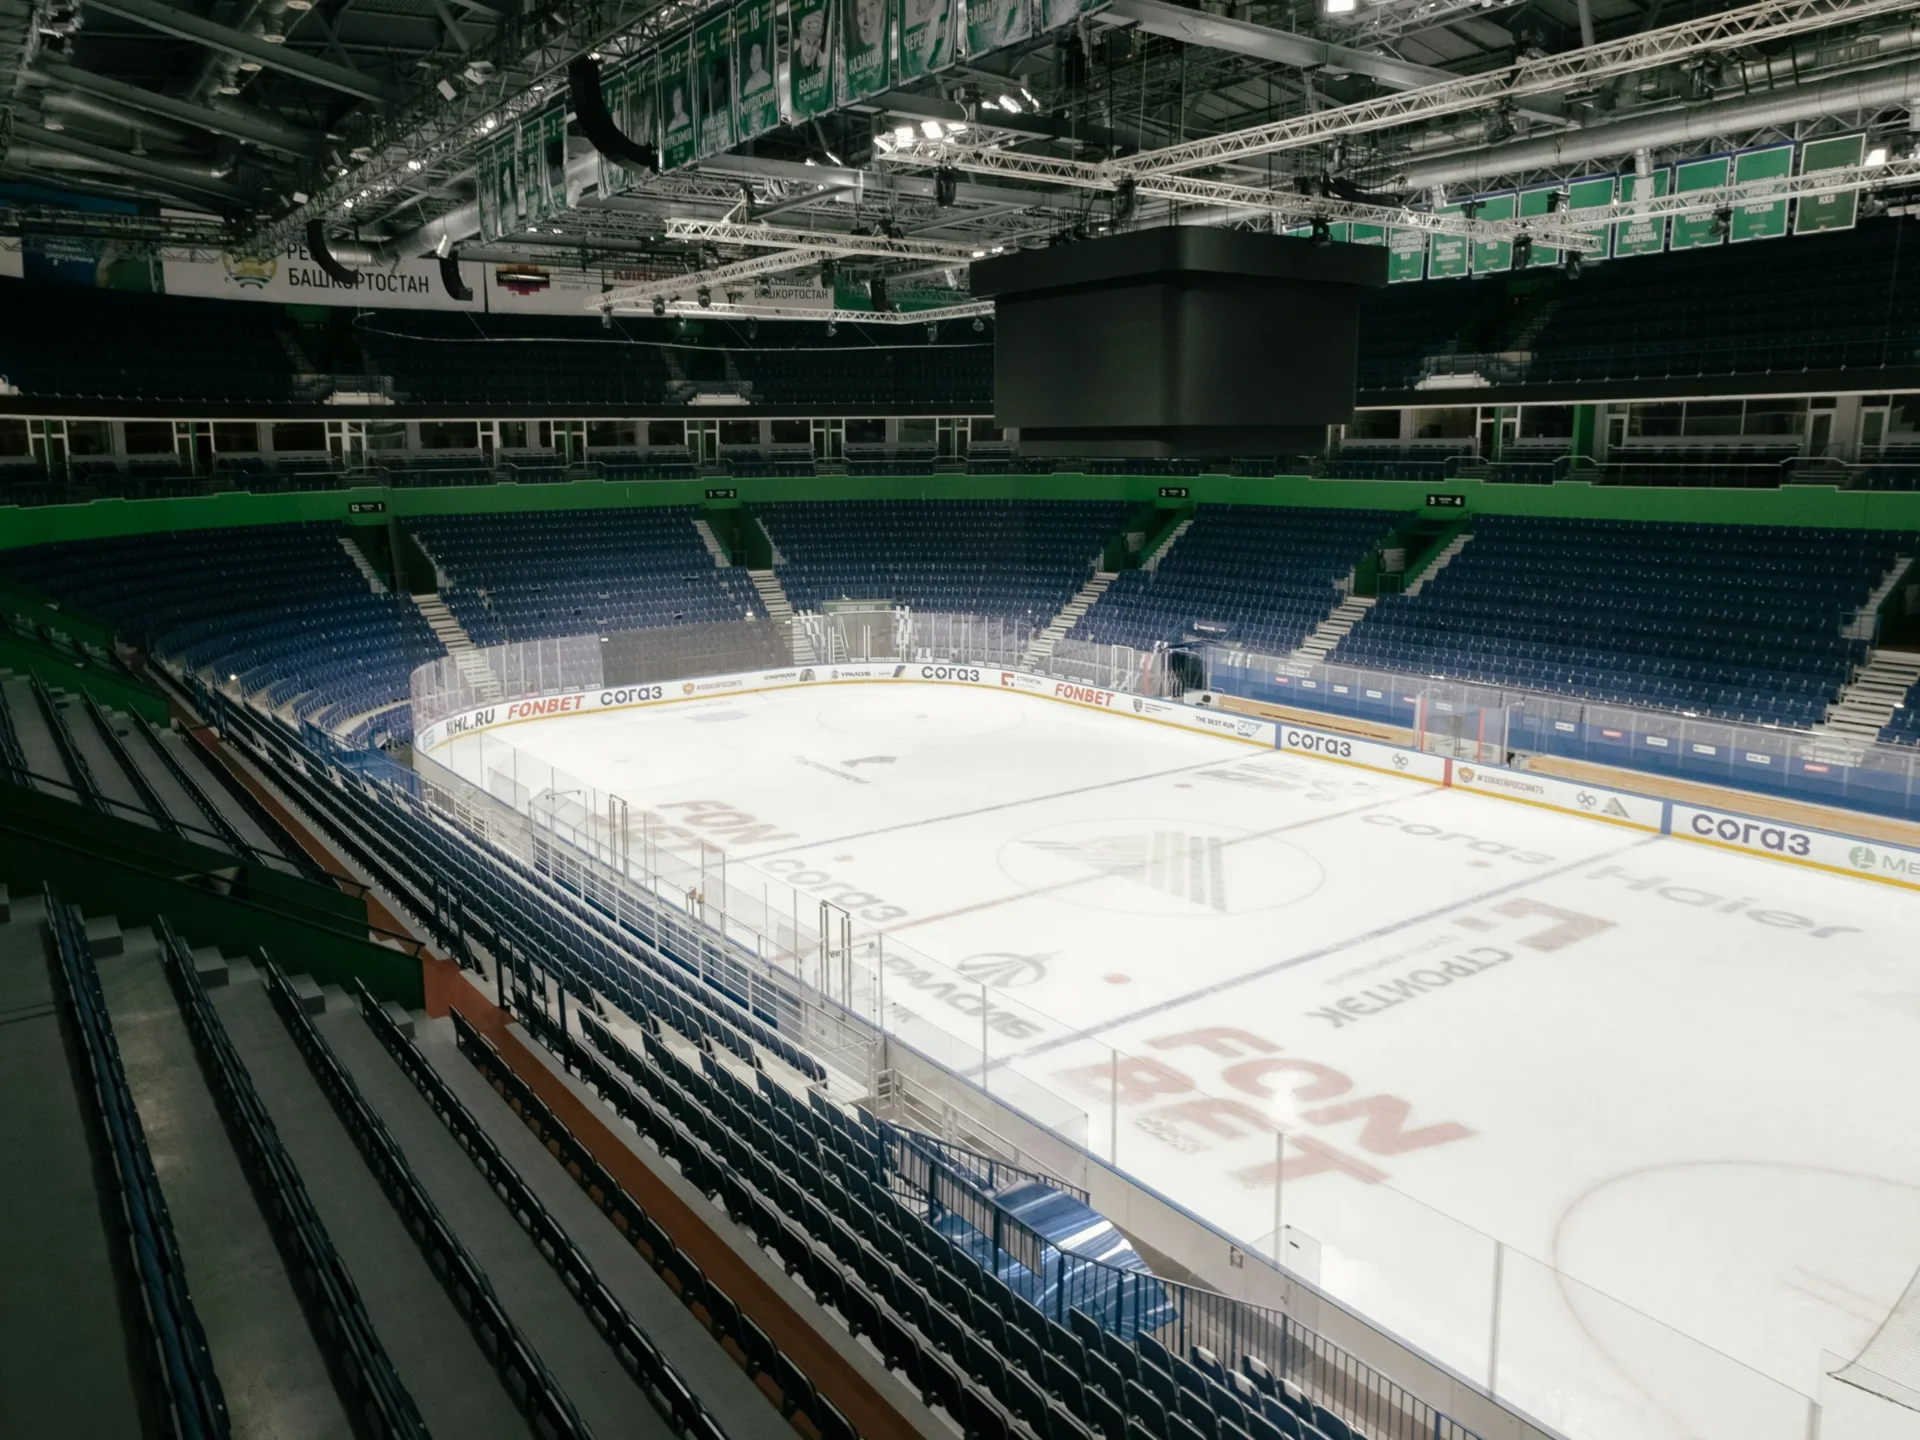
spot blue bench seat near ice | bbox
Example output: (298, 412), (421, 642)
(1067, 506), (1400, 656)
(1335, 516), (1905, 728)
(761, 499), (1135, 625)
(2, 521), (443, 745)
(407, 507), (768, 646)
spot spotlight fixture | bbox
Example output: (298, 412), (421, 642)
(652, 296), (666, 316)
(1309, 216), (1331, 246)
(825, 321), (837, 337)
(935, 165), (958, 207)
(1564, 250), (1583, 280)
(601, 309), (612, 330)
(1545, 188), (1567, 213)
(697, 285), (712, 308)
(1513, 234), (1533, 270)
(1709, 206), (1732, 239)
(436, 78), (458, 101)
(926, 323), (937, 342)
(748, 318), (758, 339)
(1112, 177), (1137, 227)
(972, 317), (984, 333)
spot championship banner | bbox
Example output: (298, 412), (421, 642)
(734, 0), (779, 139)
(659, 33), (698, 169)
(787, 0), (835, 119)
(1669, 155), (1730, 250)
(1520, 175), (1611, 266)
(1034, 0), (1078, 29)
(966, 0), (1030, 57)
(896, 0), (955, 80)
(1468, 192), (1514, 274)
(1796, 134), (1866, 235)
(696, 9), (736, 158)
(1385, 226), (1426, 283)
(839, 0), (890, 104)
(1427, 204), (1468, 278)
(1613, 167), (1670, 256)
(1730, 143), (1792, 242)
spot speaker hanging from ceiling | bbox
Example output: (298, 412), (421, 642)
(439, 249), (473, 302)
(305, 220), (360, 286)
(569, 55), (658, 175)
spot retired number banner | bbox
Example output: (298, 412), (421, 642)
(896, 0), (955, 79)
(734, 0), (779, 138)
(658, 32), (698, 169)
(788, 0), (836, 118)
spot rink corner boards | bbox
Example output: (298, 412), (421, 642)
(409, 662), (1920, 896)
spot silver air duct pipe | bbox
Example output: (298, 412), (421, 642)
(1397, 57), (1920, 189)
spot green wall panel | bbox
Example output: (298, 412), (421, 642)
(5, 473), (1920, 551)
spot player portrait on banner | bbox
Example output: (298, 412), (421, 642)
(895, 0), (953, 80)
(659, 35), (697, 168)
(735, 0), (779, 139)
(787, 0), (835, 119)
(695, 10), (735, 156)
(965, 0), (1030, 56)
(839, 0), (889, 103)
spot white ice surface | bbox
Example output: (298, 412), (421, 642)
(491, 682), (1920, 1440)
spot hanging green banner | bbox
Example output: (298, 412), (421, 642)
(1387, 227), (1427, 283)
(477, 135), (512, 240)
(514, 114), (549, 225)
(596, 65), (630, 196)
(696, 10), (734, 157)
(1035, 0), (1079, 29)
(734, 0), (779, 138)
(1523, 174), (1613, 266)
(1469, 193), (1514, 274)
(1613, 168), (1670, 256)
(541, 105), (568, 214)
(1796, 134), (1866, 235)
(659, 33), (698, 169)
(967, 0), (1031, 57)
(1428, 207), (1468, 278)
(840, 0), (890, 103)
(1670, 155), (1730, 250)
(788, 0), (835, 118)
(1347, 222), (1385, 246)
(897, 0), (956, 80)
(1731, 143), (1793, 242)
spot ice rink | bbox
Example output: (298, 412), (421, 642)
(482, 680), (1920, 1440)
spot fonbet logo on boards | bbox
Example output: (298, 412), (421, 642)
(1000, 818), (1323, 916)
